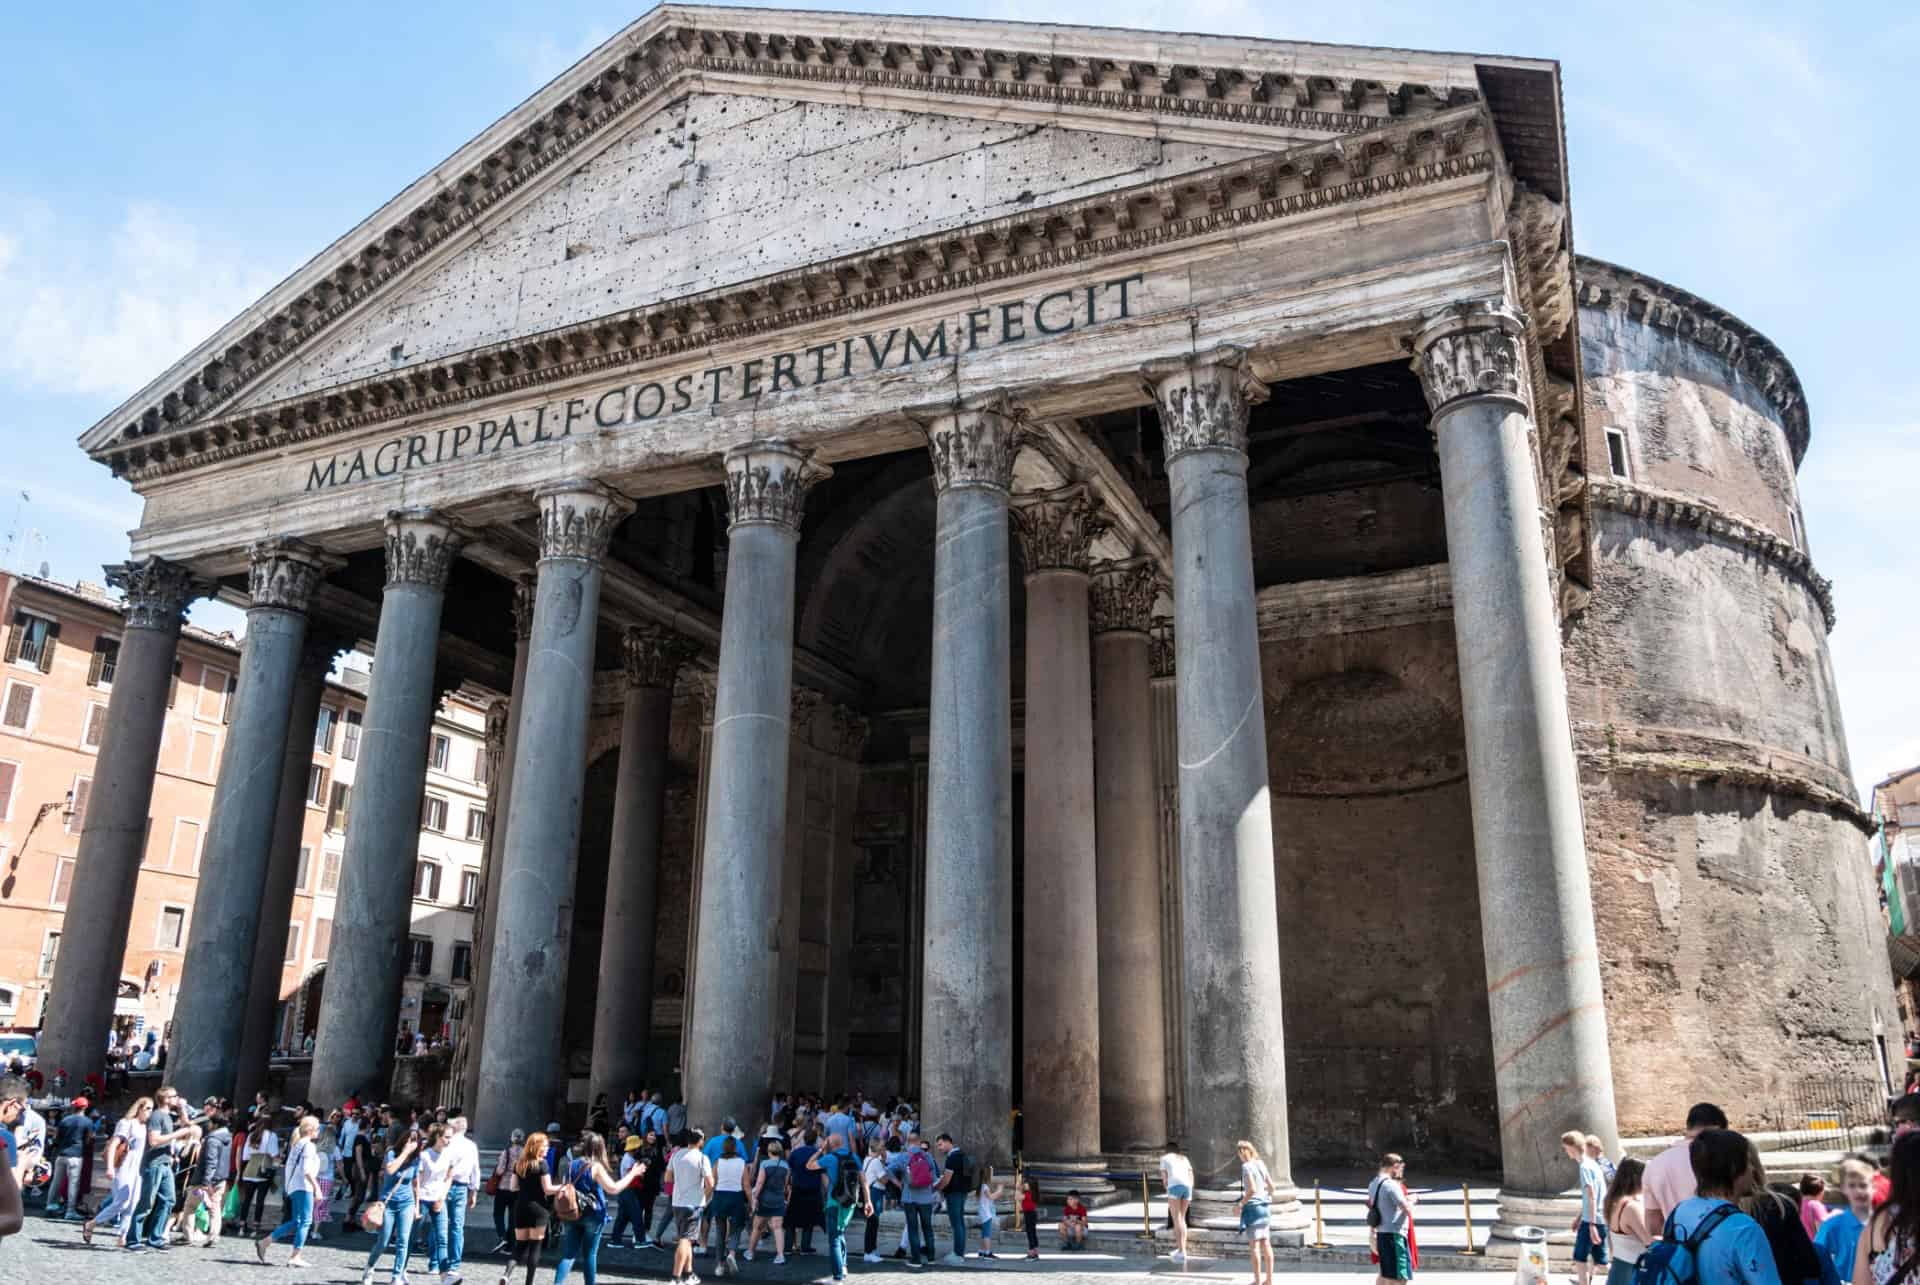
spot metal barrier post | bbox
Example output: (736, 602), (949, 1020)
(1140, 1170), (1155, 1240)
(1461, 1182), (1480, 1255)
(1012, 1158), (1024, 1232)
(1308, 1180), (1331, 1250)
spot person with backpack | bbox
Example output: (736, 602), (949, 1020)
(1367, 1152), (1415, 1285)
(553, 1130), (644, 1285)
(807, 1131), (875, 1283)
(934, 1134), (971, 1265)
(1854, 1130), (1920, 1285)
(1649, 1128), (1781, 1285)
(1731, 1139), (1825, 1285)
(888, 1135), (940, 1265)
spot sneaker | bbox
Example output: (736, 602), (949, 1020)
(727, 1251), (740, 1274)
(124, 1243), (147, 1254)
(288, 1255), (314, 1268)
(942, 1252), (966, 1266)
(255, 1236), (271, 1263)
(363, 1269), (377, 1285)
(640, 1241), (660, 1251)
(865, 1253), (882, 1263)
(773, 1256), (787, 1265)
(491, 1240), (509, 1255)
(687, 1274), (703, 1284)
(443, 1274), (464, 1285)
(745, 1249), (756, 1262)
(892, 1249), (909, 1260)
(1170, 1250), (1186, 1263)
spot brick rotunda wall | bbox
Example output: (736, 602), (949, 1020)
(1565, 258), (1897, 1136)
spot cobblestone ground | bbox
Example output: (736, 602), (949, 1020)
(5, 1209), (1500, 1285)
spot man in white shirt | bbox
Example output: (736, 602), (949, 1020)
(1642, 1103), (1727, 1233)
(671, 1129), (716, 1285)
(443, 1116), (482, 1283)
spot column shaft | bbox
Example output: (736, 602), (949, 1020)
(1416, 304), (1618, 1211)
(37, 559), (200, 1082)
(309, 513), (461, 1107)
(475, 483), (632, 1142)
(1091, 566), (1168, 1152)
(685, 442), (826, 1131)
(1147, 350), (1300, 1222)
(170, 543), (329, 1102)
(235, 651), (333, 1107)
(920, 401), (1017, 1165)
(590, 625), (693, 1106)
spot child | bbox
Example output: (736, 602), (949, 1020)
(1813, 1157), (1875, 1281)
(1021, 1178), (1041, 1260)
(1585, 1135), (1617, 1184)
(1563, 1130), (1608, 1285)
(1798, 1173), (1831, 1242)
(1060, 1189), (1089, 1250)
(977, 1168), (1000, 1259)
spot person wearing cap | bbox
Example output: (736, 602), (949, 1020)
(47, 1097), (96, 1219)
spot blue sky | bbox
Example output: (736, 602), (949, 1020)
(2, 1), (1914, 795)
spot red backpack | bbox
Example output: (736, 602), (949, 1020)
(907, 1149), (936, 1190)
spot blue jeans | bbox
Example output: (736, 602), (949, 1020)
(945, 1192), (968, 1257)
(903, 1202), (936, 1263)
(610, 1188), (646, 1244)
(555, 1211), (606, 1285)
(447, 1183), (470, 1269)
(135, 1161), (175, 1247)
(269, 1188), (313, 1251)
(421, 1198), (450, 1272)
(366, 1194), (417, 1276)
(825, 1200), (854, 1280)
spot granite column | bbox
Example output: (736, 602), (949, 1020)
(170, 541), (332, 1103)
(309, 510), (465, 1107)
(684, 442), (828, 1131)
(1413, 302), (1619, 1237)
(590, 623), (697, 1107)
(235, 636), (339, 1107)
(37, 558), (203, 1083)
(1011, 484), (1108, 1169)
(474, 482), (633, 1141)
(1089, 559), (1169, 1153)
(1145, 348), (1302, 1234)
(918, 394), (1019, 1165)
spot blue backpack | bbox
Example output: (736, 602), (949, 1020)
(1634, 1203), (1737, 1285)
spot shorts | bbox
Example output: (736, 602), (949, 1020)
(980, 1216), (997, 1240)
(1574, 1220), (1609, 1265)
(757, 1197), (787, 1219)
(1167, 1184), (1192, 1201)
(1240, 1198), (1270, 1239)
(1376, 1232), (1412, 1280)
(515, 1203), (550, 1231)
(710, 1191), (749, 1223)
(673, 1206), (702, 1238)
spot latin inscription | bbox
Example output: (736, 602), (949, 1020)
(304, 274), (1145, 492)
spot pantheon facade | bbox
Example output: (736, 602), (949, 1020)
(45, 5), (1892, 1240)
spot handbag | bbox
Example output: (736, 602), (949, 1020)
(361, 1200), (387, 1232)
(553, 1159), (584, 1222)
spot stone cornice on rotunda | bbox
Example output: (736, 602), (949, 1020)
(75, 4), (1573, 489)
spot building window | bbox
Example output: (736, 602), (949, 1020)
(195, 665), (230, 721)
(168, 818), (203, 871)
(222, 672), (237, 724)
(414, 860), (442, 902)
(5, 611), (58, 672)
(341, 709), (362, 761)
(168, 658), (182, 708)
(476, 749), (492, 787)
(66, 776), (92, 835)
(295, 845), (312, 892)
(1, 680), (35, 731)
(421, 795), (448, 832)
(451, 942), (473, 981)
(307, 764), (328, 807)
(326, 781), (351, 833)
(157, 904), (188, 950)
(284, 921), (302, 964)
(314, 705), (337, 754)
(459, 870), (479, 908)
(465, 808), (487, 842)
(430, 734), (451, 771)
(38, 930), (60, 977)
(50, 858), (75, 907)
(320, 849), (342, 894)
(82, 701), (108, 749)
(0, 759), (16, 821)
(407, 936), (434, 976)
(1789, 508), (1805, 551)
(89, 635), (120, 687)
(1605, 427), (1631, 478)
(311, 918), (332, 960)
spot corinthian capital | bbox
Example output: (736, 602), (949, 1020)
(246, 539), (332, 614)
(106, 557), (205, 632)
(384, 508), (466, 588)
(1411, 301), (1528, 414)
(723, 441), (830, 533)
(1089, 558), (1161, 635)
(1141, 345), (1266, 464)
(510, 573), (536, 642)
(917, 390), (1023, 494)
(536, 480), (635, 561)
(1011, 484), (1110, 575)
(1149, 617), (1175, 678)
(623, 623), (699, 691)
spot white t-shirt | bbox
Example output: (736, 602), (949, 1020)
(112, 1118), (146, 1180)
(672, 1147), (713, 1208)
(978, 1183), (996, 1219)
(1160, 1152), (1194, 1191)
(1241, 1158), (1274, 1201)
(242, 1129), (280, 1162)
(416, 1146), (454, 1203)
(284, 1138), (320, 1195)
(444, 1133), (482, 1188)
(863, 1155), (888, 1192)
(716, 1155), (747, 1192)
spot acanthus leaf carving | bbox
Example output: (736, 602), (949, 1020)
(1411, 301), (1528, 413)
(536, 480), (635, 560)
(1088, 558), (1161, 634)
(106, 557), (205, 631)
(623, 622), (699, 690)
(383, 508), (466, 588)
(722, 441), (830, 532)
(246, 538), (332, 613)
(1142, 345), (1264, 463)
(1011, 484), (1110, 574)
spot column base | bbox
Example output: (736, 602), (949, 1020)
(1483, 1189), (1583, 1256)
(1023, 1156), (1117, 1201)
(1187, 1182), (1310, 1246)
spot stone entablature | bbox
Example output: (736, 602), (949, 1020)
(1254, 565), (1454, 641)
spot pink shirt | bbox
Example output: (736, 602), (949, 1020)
(1801, 1197), (1831, 1241)
(1642, 1140), (1696, 1224)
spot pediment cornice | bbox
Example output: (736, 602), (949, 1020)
(100, 105), (1497, 484)
(79, 5), (1518, 468)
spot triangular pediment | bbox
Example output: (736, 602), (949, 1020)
(82, 3), (1556, 466)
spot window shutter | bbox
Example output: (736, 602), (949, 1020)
(222, 672), (237, 724)
(87, 639), (106, 686)
(3, 613), (22, 665)
(37, 621), (59, 674)
(84, 702), (107, 748)
(0, 761), (15, 819)
(1, 684), (30, 730)
(67, 777), (92, 834)
(168, 659), (182, 708)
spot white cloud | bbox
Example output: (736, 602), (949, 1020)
(0, 201), (279, 401)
